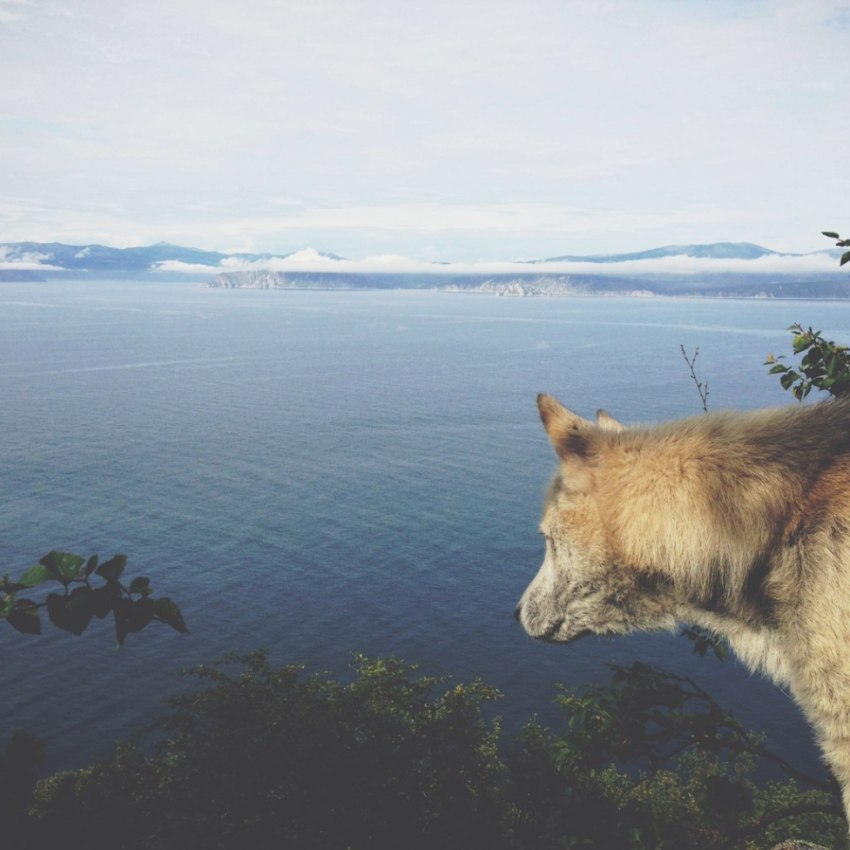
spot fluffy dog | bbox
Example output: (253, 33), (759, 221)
(516, 394), (850, 821)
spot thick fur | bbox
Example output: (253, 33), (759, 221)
(515, 394), (850, 821)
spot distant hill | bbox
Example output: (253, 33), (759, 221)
(0, 241), (259, 275)
(1, 240), (845, 297)
(539, 242), (783, 263)
(0, 242), (348, 280)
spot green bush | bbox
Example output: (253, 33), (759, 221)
(17, 653), (847, 850)
(764, 231), (850, 400)
(509, 662), (844, 850)
(26, 652), (509, 850)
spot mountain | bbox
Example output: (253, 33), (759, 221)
(0, 239), (819, 273)
(1, 240), (845, 298)
(0, 242), (353, 280)
(0, 241), (258, 274)
(538, 242), (784, 263)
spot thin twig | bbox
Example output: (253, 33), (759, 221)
(736, 800), (845, 839)
(680, 344), (709, 412)
(616, 664), (839, 794)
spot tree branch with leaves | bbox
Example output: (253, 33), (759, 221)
(1, 551), (187, 646)
(764, 231), (850, 401)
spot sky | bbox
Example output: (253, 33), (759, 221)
(2, 0), (849, 263)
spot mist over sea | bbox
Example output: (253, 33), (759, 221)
(2, 282), (847, 778)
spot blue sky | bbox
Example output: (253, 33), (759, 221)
(2, 0), (848, 261)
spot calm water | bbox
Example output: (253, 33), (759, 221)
(1, 282), (847, 777)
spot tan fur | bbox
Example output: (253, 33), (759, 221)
(515, 394), (850, 824)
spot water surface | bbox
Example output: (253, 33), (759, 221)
(1, 283), (843, 777)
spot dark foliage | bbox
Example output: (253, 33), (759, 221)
(0, 731), (45, 843)
(11, 653), (846, 850)
(25, 653), (509, 850)
(766, 324), (850, 400)
(764, 231), (850, 401)
(1, 551), (187, 644)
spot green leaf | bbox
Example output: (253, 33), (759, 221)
(47, 587), (96, 635)
(7, 601), (41, 635)
(780, 371), (798, 390)
(46, 593), (66, 629)
(153, 598), (189, 634)
(40, 551), (85, 586)
(112, 597), (157, 645)
(0, 594), (15, 619)
(84, 555), (99, 578)
(113, 598), (132, 647)
(2, 577), (29, 594)
(96, 554), (128, 583)
(18, 563), (52, 588)
(129, 598), (154, 631)
(92, 584), (119, 619)
(129, 576), (152, 597)
(801, 346), (822, 366)
(823, 231), (840, 240)
(826, 353), (843, 379)
(840, 251), (850, 267)
(791, 334), (811, 354)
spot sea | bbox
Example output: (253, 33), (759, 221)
(1, 281), (847, 779)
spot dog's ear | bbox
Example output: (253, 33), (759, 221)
(537, 394), (594, 461)
(596, 409), (624, 432)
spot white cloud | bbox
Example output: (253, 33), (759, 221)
(2, 1), (849, 256)
(0, 246), (63, 270)
(154, 248), (839, 278)
(1, 194), (842, 262)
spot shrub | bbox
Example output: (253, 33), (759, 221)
(20, 653), (847, 850)
(27, 652), (509, 850)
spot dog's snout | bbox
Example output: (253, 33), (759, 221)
(513, 603), (522, 622)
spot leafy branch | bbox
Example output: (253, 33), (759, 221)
(680, 624), (727, 661)
(1, 551), (188, 646)
(823, 230), (850, 268)
(554, 662), (841, 824)
(562, 662), (819, 780)
(765, 323), (850, 400)
(764, 232), (850, 400)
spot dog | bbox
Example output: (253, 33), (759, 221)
(515, 393), (850, 822)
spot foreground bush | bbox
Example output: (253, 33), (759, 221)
(12, 653), (848, 850)
(510, 662), (844, 850)
(24, 653), (508, 850)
